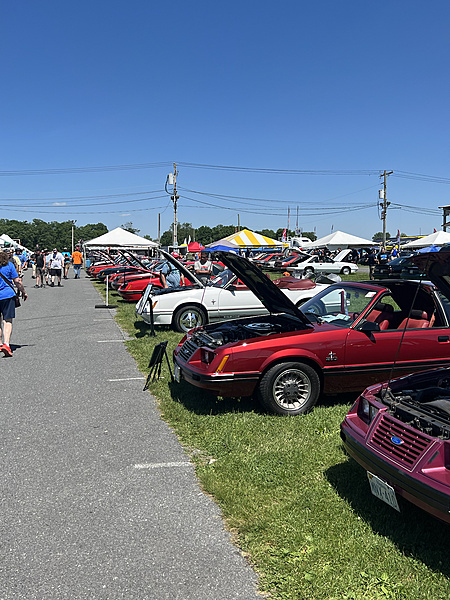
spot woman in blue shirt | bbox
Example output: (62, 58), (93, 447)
(0, 250), (28, 357)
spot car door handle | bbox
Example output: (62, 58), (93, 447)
(438, 336), (449, 342)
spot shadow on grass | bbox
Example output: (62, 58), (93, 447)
(326, 458), (450, 575)
(168, 380), (266, 416)
(168, 382), (358, 417)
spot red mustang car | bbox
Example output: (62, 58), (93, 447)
(116, 261), (226, 302)
(340, 249), (450, 523)
(174, 250), (450, 416)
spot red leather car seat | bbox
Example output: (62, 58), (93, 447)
(398, 309), (430, 329)
(366, 302), (395, 330)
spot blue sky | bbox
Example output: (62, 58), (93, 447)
(1, 1), (449, 241)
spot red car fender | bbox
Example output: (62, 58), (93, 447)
(257, 347), (324, 383)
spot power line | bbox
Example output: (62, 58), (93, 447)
(0, 162), (172, 176)
(0, 194), (167, 209)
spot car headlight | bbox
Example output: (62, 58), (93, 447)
(357, 396), (379, 425)
(201, 349), (216, 365)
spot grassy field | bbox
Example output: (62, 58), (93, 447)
(95, 279), (450, 600)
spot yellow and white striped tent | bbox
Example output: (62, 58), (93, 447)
(222, 229), (286, 248)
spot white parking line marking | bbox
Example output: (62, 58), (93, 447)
(134, 462), (191, 470)
(108, 377), (145, 382)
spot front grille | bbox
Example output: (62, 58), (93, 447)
(369, 413), (432, 469)
(178, 339), (198, 362)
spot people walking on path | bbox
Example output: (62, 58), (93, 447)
(34, 249), (46, 288)
(71, 247), (83, 279)
(45, 249), (52, 285)
(0, 250), (28, 357)
(62, 248), (71, 279)
(49, 248), (64, 287)
(12, 249), (22, 277)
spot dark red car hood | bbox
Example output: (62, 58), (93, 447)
(410, 248), (450, 299)
(214, 251), (312, 325)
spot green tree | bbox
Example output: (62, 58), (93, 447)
(121, 221), (140, 234)
(373, 231), (391, 241)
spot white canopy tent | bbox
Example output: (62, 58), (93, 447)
(84, 227), (158, 249)
(401, 230), (450, 248)
(308, 231), (377, 250)
(0, 234), (32, 254)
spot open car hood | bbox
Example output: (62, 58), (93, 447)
(215, 251), (312, 325)
(410, 248), (450, 300)
(159, 249), (204, 287)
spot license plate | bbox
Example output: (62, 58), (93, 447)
(367, 472), (400, 512)
(174, 362), (181, 383)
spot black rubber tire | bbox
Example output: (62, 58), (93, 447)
(341, 266), (351, 275)
(258, 362), (320, 416)
(173, 305), (206, 333)
(304, 267), (314, 276)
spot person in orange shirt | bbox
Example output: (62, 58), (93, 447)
(71, 247), (83, 279)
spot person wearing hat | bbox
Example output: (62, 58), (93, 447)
(62, 247), (71, 279)
(49, 248), (64, 287)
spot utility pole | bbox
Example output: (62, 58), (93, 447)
(379, 170), (393, 248)
(172, 163), (179, 248)
(71, 220), (77, 253)
(165, 163), (179, 248)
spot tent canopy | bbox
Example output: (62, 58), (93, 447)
(84, 227), (158, 248)
(204, 244), (239, 253)
(222, 228), (285, 248)
(309, 230), (377, 250)
(187, 241), (205, 252)
(402, 230), (450, 248)
(206, 238), (240, 249)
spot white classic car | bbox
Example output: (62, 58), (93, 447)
(136, 251), (331, 333)
(290, 249), (359, 276)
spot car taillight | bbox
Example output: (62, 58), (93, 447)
(201, 349), (215, 365)
(357, 396), (379, 425)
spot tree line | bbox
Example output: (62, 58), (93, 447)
(0, 219), (108, 251)
(158, 222), (317, 246)
(0, 217), (320, 250)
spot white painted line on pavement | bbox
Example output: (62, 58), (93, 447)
(108, 377), (145, 382)
(134, 462), (191, 470)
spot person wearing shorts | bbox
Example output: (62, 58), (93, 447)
(34, 249), (45, 288)
(49, 248), (64, 287)
(0, 251), (28, 357)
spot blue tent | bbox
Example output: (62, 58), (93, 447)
(417, 245), (441, 253)
(204, 245), (239, 253)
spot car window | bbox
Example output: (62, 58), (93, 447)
(210, 269), (236, 288)
(301, 285), (378, 328)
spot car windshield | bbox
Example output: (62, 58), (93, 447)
(300, 284), (379, 327)
(210, 268), (236, 288)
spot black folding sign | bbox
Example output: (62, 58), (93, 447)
(143, 341), (174, 390)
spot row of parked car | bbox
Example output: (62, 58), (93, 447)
(250, 248), (359, 275)
(88, 247), (450, 524)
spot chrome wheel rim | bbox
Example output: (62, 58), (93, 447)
(179, 310), (203, 332)
(272, 368), (311, 411)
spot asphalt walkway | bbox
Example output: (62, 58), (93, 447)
(1, 270), (260, 599)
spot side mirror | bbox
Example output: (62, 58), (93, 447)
(358, 320), (381, 333)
